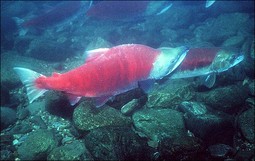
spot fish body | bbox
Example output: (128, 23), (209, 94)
(170, 48), (244, 87)
(14, 44), (188, 107)
(86, 1), (172, 21)
(21, 1), (83, 28)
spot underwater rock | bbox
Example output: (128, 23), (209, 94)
(178, 101), (235, 145)
(0, 149), (15, 161)
(121, 98), (142, 116)
(158, 135), (203, 161)
(132, 108), (186, 148)
(248, 80), (255, 96)
(17, 108), (30, 120)
(238, 107), (255, 143)
(1, 85), (10, 106)
(17, 129), (58, 160)
(73, 102), (132, 131)
(222, 35), (245, 48)
(0, 107), (17, 131)
(207, 144), (236, 159)
(0, 134), (16, 160)
(146, 79), (195, 109)
(160, 28), (178, 42)
(84, 126), (151, 160)
(27, 100), (46, 115)
(178, 101), (207, 115)
(7, 121), (32, 134)
(196, 84), (249, 113)
(30, 116), (47, 129)
(48, 140), (93, 160)
(194, 13), (250, 45)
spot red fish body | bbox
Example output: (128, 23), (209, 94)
(86, 1), (149, 20)
(36, 44), (160, 97)
(14, 44), (188, 107)
(179, 48), (220, 70)
(170, 47), (244, 88)
(21, 1), (82, 28)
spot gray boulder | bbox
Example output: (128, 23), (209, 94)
(238, 107), (255, 143)
(17, 129), (58, 160)
(178, 101), (235, 145)
(73, 102), (132, 131)
(84, 126), (151, 161)
(48, 140), (93, 160)
(194, 13), (251, 45)
(0, 107), (16, 130)
(132, 108), (186, 148)
(196, 84), (249, 113)
(146, 79), (195, 109)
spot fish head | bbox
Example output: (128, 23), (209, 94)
(149, 46), (189, 79)
(211, 48), (244, 72)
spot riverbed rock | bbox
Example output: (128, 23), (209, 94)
(146, 79), (195, 109)
(194, 13), (251, 45)
(47, 140), (93, 160)
(84, 126), (151, 160)
(178, 101), (235, 145)
(238, 107), (255, 143)
(0, 107), (17, 130)
(196, 84), (249, 113)
(132, 108), (186, 148)
(73, 102), (132, 131)
(17, 129), (58, 160)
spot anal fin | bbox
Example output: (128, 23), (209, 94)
(200, 73), (216, 88)
(66, 93), (81, 106)
(94, 95), (112, 108)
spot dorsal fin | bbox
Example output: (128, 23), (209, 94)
(52, 72), (61, 77)
(84, 48), (109, 63)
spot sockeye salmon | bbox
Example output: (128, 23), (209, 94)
(14, 44), (188, 107)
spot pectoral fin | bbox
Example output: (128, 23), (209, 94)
(94, 95), (112, 108)
(66, 93), (81, 106)
(200, 73), (216, 88)
(138, 79), (155, 93)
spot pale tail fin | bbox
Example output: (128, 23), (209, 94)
(13, 67), (48, 103)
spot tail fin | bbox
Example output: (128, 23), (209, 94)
(13, 67), (48, 103)
(12, 17), (28, 36)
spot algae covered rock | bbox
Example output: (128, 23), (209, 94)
(197, 84), (249, 113)
(0, 107), (17, 130)
(73, 102), (132, 131)
(48, 140), (93, 160)
(146, 79), (195, 108)
(194, 13), (251, 45)
(132, 108), (186, 147)
(238, 107), (255, 143)
(179, 101), (235, 145)
(84, 126), (151, 161)
(17, 129), (58, 160)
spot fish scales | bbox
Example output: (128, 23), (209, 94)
(179, 48), (220, 70)
(36, 44), (159, 97)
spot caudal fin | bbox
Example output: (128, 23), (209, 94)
(13, 67), (48, 103)
(12, 17), (28, 36)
